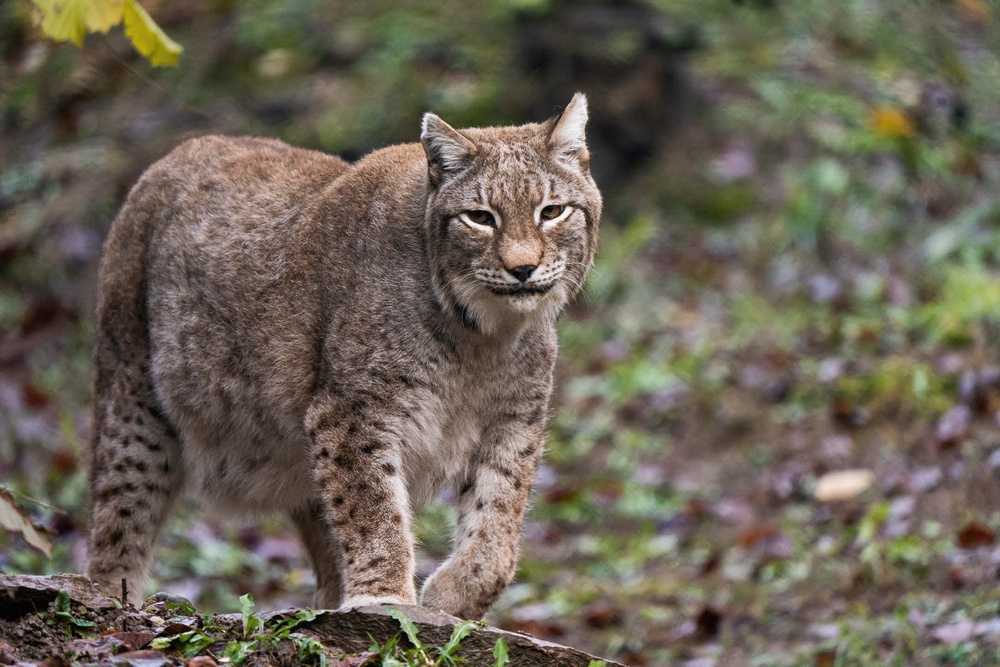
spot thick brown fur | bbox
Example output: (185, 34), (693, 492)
(86, 95), (601, 619)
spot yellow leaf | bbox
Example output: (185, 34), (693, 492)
(122, 0), (182, 67)
(32, 0), (125, 47)
(957, 0), (991, 24)
(869, 106), (915, 138)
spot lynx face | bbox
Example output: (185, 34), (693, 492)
(421, 95), (601, 333)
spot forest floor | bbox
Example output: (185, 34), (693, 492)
(3, 1), (1000, 666)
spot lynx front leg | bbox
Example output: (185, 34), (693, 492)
(305, 396), (417, 608)
(421, 428), (543, 619)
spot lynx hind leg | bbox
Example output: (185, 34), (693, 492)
(290, 502), (344, 609)
(86, 370), (183, 607)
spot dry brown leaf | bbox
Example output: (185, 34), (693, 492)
(0, 487), (52, 557)
(956, 521), (995, 549)
(814, 469), (875, 502)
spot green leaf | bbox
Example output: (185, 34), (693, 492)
(440, 619), (482, 659)
(54, 589), (71, 615)
(587, 662), (607, 667)
(386, 608), (422, 649)
(272, 608), (324, 637)
(493, 638), (509, 667)
(291, 634), (328, 665)
(239, 593), (260, 638)
(178, 632), (214, 658)
(122, 0), (182, 67)
(150, 630), (214, 658)
(165, 600), (197, 616)
(223, 639), (258, 665)
(31, 0), (124, 46)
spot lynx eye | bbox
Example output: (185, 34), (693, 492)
(461, 210), (496, 228)
(540, 204), (565, 221)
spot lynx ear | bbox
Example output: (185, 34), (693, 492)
(421, 113), (477, 186)
(548, 93), (589, 162)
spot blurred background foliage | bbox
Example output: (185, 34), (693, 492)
(3, 0), (1000, 664)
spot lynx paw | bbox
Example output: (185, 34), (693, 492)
(420, 567), (481, 619)
(339, 594), (413, 611)
(421, 560), (505, 619)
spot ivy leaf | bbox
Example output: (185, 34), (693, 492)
(122, 0), (182, 67)
(31, 0), (124, 47)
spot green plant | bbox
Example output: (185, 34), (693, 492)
(151, 595), (330, 664)
(493, 638), (509, 667)
(47, 589), (96, 637)
(149, 629), (215, 658)
(365, 609), (484, 666)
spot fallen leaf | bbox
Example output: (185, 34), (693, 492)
(21, 383), (49, 409)
(329, 653), (378, 667)
(187, 657), (218, 667)
(814, 648), (836, 667)
(935, 405), (971, 447)
(869, 107), (915, 138)
(711, 497), (755, 525)
(956, 521), (995, 549)
(699, 552), (721, 577)
(618, 650), (650, 666)
(0, 487), (52, 557)
(737, 524), (793, 560)
(831, 399), (869, 428)
(948, 563), (967, 588)
(582, 600), (622, 629)
(694, 606), (723, 641)
(931, 619), (976, 644)
(957, 0), (992, 23)
(50, 449), (78, 475)
(156, 621), (194, 638)
(907, 466), (943, 493)
(107, 632), (156, 651)
(814, 469), (875, 502)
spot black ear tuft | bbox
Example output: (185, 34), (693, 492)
(420, 114), (477, 186)
(547, 93), (590, 163)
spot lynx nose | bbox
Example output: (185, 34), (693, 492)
(506, 264), (537, 283)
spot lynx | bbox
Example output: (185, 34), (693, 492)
(85, 94), (601, 619)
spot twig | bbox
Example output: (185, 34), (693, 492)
(100, 34), (212, 119)
(3, 487), (69, 516)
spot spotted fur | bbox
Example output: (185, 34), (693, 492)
(86, 95), (601, 619)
